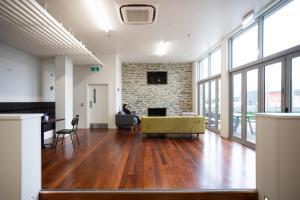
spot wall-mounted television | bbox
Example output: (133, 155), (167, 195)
(147, 71), (167, 84)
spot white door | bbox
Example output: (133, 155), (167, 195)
(88, 84), (109, 128)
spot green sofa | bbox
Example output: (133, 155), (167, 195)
(141, 116), (205, 137)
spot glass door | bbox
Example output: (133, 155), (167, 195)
(230, 51), (299, 148)
(231, 68), (259, 147)
(289, 54), (300, 112)
(217, 79), (221, 131)
(208, 78), (221, 133)
(264, 60), (283, 112)
(232, 73), (242, 139)
(210, 80), (216, 129)
(246, 69), (258, 144)
(198, 83), (204, 115)
(204, 82), (209, 125)
(198, 78), (221, 133)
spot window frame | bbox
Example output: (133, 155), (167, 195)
(196, 45), (222, 134)
(198, 77), (221, 134)
(197, 46), (222, 82)
(230, 22), (260, 69)
(210, 47), (222, 76)
(198, 55), (209, 80)
(229, 0), (300, 72)
(228, 0), (300, 148)
(262, 0), (300, 58)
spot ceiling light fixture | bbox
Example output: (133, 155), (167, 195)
(242, 10), (255, 29)
(156, 41), (169, 57)
(86, 0), (110, 32)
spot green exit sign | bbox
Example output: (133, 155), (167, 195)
(90, 65), (102, 72)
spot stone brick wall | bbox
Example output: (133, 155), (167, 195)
(122, 63), (193, 116)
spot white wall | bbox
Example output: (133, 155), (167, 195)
(0, 42), (42, 102)
(74, 54), (120, 129)
(0, 43), (56, 139)
(41, 58), (55, 102)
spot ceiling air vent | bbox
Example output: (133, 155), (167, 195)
(120, 4), (156, 24)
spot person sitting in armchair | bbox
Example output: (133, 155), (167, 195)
(123, 104), (141, 124)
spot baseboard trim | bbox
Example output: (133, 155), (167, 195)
(40, 189), (258, 200)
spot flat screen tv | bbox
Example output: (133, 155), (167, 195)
(147, 71), (167, 84)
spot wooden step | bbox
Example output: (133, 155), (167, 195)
(40, 189), (258, 200)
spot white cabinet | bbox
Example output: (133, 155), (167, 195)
(256, 113), (300, 200)
(0, 114), (42, 200)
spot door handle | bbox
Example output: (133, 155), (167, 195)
(90, 101), (93, 108)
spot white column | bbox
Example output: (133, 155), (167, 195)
(192, 61), (198, 113)
(220, 39), (230, 138)
(55, 56), (73, 129)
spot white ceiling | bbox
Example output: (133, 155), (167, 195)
(37, 0), (273, 63)
(0, 0), (103, 65)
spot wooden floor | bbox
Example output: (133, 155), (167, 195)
(42, 128), (255, 190)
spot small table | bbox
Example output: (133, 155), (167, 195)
(41, 118), (64, 149)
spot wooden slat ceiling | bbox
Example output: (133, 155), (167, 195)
(0, 0), (103, 65)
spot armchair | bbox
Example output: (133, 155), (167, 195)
(115, 112), (138, 131)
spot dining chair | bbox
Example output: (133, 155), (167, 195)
(55, 117), (80, 149)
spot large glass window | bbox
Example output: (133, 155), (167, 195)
(197, 46), (222, 134)
(199, 57), (209, 80)
(211, 48), (222, 76)
(229, 0), (300, 148)
(198, 47), (221, 80)
(232, 24), (258, 68)
(264, 0), (300, 57)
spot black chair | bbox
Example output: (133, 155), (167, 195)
(115, 112), (138, 132)
(55, 117), (80, 149)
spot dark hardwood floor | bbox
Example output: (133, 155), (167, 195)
(42, 128), (255, 190)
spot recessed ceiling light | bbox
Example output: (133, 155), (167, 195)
(86, 0), (110, 32)
(156, 41), (169, 57)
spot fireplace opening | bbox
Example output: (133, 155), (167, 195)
(148, 108), (167, 116)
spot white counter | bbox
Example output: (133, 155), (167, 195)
(0, 114), (42, 200)
(256, 113), (300, 200)
(256, 112), (300, 119)
(0, 113), (43, 120)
